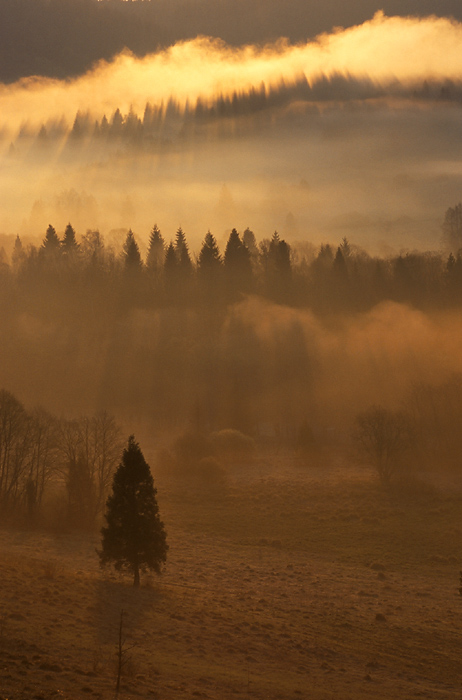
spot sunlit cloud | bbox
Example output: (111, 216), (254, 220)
(2, 12), (462, 133)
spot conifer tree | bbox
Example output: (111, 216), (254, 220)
(41, 224), (61, 253)
(99, 436), (168, 587)
(333, 246), (348, 279)
(164, 240), (178, 275)
(242, 228), (257, 256)
(122, 230), (142, 270)
(146, 224), (165, 272)
(265, 231), (292, 299)
(198, 231), (221, 273)
(175, 227), (193, 274)
(12, 235), (25, 268)
(223, 228), (252, 293)
(268, 231), (291, 276)
(62, 223), (79, 254)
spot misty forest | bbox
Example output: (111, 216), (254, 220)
(1, 1), (462, 700)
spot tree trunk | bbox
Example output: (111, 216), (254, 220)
(133, 565), (140, 587)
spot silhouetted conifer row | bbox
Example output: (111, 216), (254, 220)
(7, 212), (462, 311)
(17, 76), (462, 151)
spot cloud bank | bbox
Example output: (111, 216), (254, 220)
(2, 13), (462, 133)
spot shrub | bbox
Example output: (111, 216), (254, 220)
(173, 432), (213, 466)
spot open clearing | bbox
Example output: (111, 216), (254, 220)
(1, 459), (461, 699)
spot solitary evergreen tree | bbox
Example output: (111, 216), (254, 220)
(99, 436), (168, 586)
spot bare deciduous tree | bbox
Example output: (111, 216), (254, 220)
(353, 405), (413, 485)
(58, 412), (123, 527)
(0, 390), (31, 510)
(26, 407), (59, 517)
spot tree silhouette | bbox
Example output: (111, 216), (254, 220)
(442, 202), (462, 252)
(122, 230), (142, 270)
(353, 406), (413, 485)
(174, 226), (193, 275)
(223, 228), (252, 294)
(12, 235), (25, 269)
(41, 224), (61, 255)
(99, 436), (168, 586)
(242, 227), (257, 256)
(62, 223), (79, 255)
(197, 231), (222, 283)
(267, 231), (292, 290)
(146, 224), (165, 273)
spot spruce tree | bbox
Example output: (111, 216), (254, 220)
(164, 240), (178, 294)
(62, 223), (79, 254)
(146, 224), (165, 273)
(223, 228), (253, 293)
(174, 226), (192, 274)
(99, 436), (168, 587)
(122, 230), (142, 270)
(12, 235), (25, 268)
(198, 231), (222, 274)
(242, 227), (257, 256)
(41, 224), (61, 253)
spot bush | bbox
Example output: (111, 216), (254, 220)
(156, 434), (227, 490)
(173, 432), (213, 466)
(195, 457), (226, 486)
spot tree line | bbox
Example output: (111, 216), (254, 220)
(11, 77), (462, 155)
(6, 211), (462, 312)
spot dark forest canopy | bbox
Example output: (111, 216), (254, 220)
(1, 0), (462, 83)
(6, 222), (462, 312)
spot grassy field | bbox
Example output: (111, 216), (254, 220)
(1, 456), (462, 699)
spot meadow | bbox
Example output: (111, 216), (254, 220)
(1, 455), (461, 700)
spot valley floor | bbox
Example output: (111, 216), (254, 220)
(1, 462), (461, 699)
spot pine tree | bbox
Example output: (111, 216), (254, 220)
(146, 224), (165, 272)
(62, 223), (79, 255)
(333, 246), (348, 279)
(174, 226), (192, 274)
(12, 235), (25, 268)
(41, 224), (61, 253)
(164, 240), (178, 288)
(99, 436), (168, 587)
(122, 230), (142, 270)
(198, 231), (221, 274)
(223, 228), (253, 293)
(242, 228), (257, 256)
